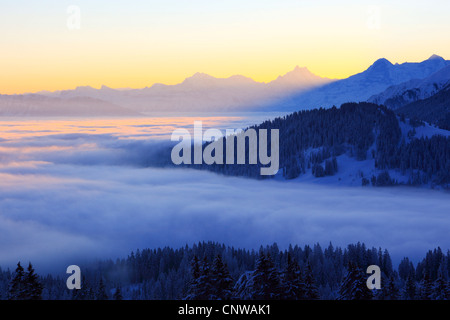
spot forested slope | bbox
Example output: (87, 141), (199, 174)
(192, 102), (450, 188)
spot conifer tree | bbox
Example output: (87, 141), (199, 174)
(25, 263), (43, 300)
(8, 262), (26, 300)
(418, 271), (433, 300)
(185, 256), (201, 300)
(113, 286), (123, 300)
(211, 254), (233, 300)
(71, 275), (88, 300)
(86, 286), (96, 300)
(71, 288), (83, 300)
(252, 252), (282, 300)
(402, 276), (417, 300)
(381, 275), (399, 300)
(282, 254), (306, 300)
(432, 271), (450, 300)
(382, 249), (393, 276)
(191, 255), (201, 280)
(197, 257), (214, 299)
(303, 262), (320, 300)
(8, 262), (43, 300)
(95, 278), (109, 300)
(338, 262), (372, 300)
(185, 256), (214, 299)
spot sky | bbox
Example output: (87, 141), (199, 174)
(1, 0), (450, 94)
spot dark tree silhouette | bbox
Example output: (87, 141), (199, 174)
(8, 262), (26, 300)
(303, 262), (320, 300)
(282, 254), (306, 300)
(211, 255), (233, 300)
(95, 278), (108, 300)
(25, 263), (43, 300)
(113, 286), (123, 300)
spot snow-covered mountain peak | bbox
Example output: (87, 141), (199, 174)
(368, 58), (394, 70)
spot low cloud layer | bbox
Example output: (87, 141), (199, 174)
(0, 118), (449, 273)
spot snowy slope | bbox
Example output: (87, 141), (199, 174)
(368, 64), (450, 109)
(284, 118), (450, 188)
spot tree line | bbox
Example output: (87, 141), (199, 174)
(1, 242), (449, 300)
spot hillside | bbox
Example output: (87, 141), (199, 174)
(192, 103), (450, 188)
(396, 84), (450, 130)
(368, 64), (450, 109)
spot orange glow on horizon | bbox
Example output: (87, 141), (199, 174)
(2, 2), (450, 95)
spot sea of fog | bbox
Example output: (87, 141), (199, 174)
(0, 115), (449, 273)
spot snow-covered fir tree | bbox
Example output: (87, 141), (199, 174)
(338, 262), (373, 300)
(282, 254), (306, 300)
(251, 252), (283, 300)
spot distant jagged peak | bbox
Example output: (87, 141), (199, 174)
(100, 85), (116, 91)
(291, 66), (317, 77)
(179, 72), (218, 87)
(270, 65), (332, 87)
(284, 65), (320, 77)
(227, 74), (257, 82)
(56, 85), (96, 96)
(181, 72), (258, 87)
(427, 54), (444, 61)
(187, 72), (216, 80)
(74, 85), (97, 91)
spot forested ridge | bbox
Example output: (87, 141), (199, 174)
(188, 102), (450, 188)
(1, 241), (450, 300)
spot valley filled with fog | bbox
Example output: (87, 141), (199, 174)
(0, 116), (448, 273)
